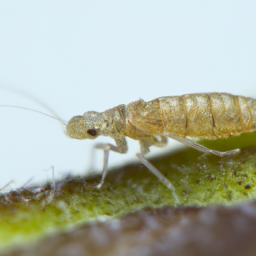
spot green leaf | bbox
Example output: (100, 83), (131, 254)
(1, 131), (256, 251)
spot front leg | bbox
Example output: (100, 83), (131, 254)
(93, 137), (127, 188)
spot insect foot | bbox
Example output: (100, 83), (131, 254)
(210, 148), (241, 157)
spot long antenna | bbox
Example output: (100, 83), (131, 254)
(0, 105), (67, 126)
(0, 87), (66, 127)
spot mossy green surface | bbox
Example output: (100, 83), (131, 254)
(0, 131), (256, 250)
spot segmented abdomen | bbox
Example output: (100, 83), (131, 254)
(158, 93), (256, 139)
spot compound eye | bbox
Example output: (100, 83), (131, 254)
(87, 129), (97, 136)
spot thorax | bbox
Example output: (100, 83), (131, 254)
(101, 104), (127, 137)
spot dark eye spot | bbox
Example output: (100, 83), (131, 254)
(244, 184), (251, 189)
(87, 129), (97, 136)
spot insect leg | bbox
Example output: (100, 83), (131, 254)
(136, 153), (180, 205)
(167, 133), (240, 156)
(92, 143), (120, 189)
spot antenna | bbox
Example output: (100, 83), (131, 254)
(0, 87), (67, 127)
(0, 105), (67, 126)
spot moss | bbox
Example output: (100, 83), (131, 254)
(0, 131), (256, 250)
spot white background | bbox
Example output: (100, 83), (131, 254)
(0, 1), (255, 189)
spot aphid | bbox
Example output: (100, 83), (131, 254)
(2, 93), (256, 204)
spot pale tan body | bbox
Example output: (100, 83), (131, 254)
(66, 93), (256, 204)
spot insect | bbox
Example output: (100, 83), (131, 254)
(2, 92), (256, 204)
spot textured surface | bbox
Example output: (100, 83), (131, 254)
(4, 202), (256, 256)
(0, 131), (256, 253)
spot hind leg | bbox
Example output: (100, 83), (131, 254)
(167, 133), (240, 156)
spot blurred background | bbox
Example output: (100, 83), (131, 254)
(0, 1), (255, 189)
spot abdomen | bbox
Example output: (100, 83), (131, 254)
(159, 93), (256, 139)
